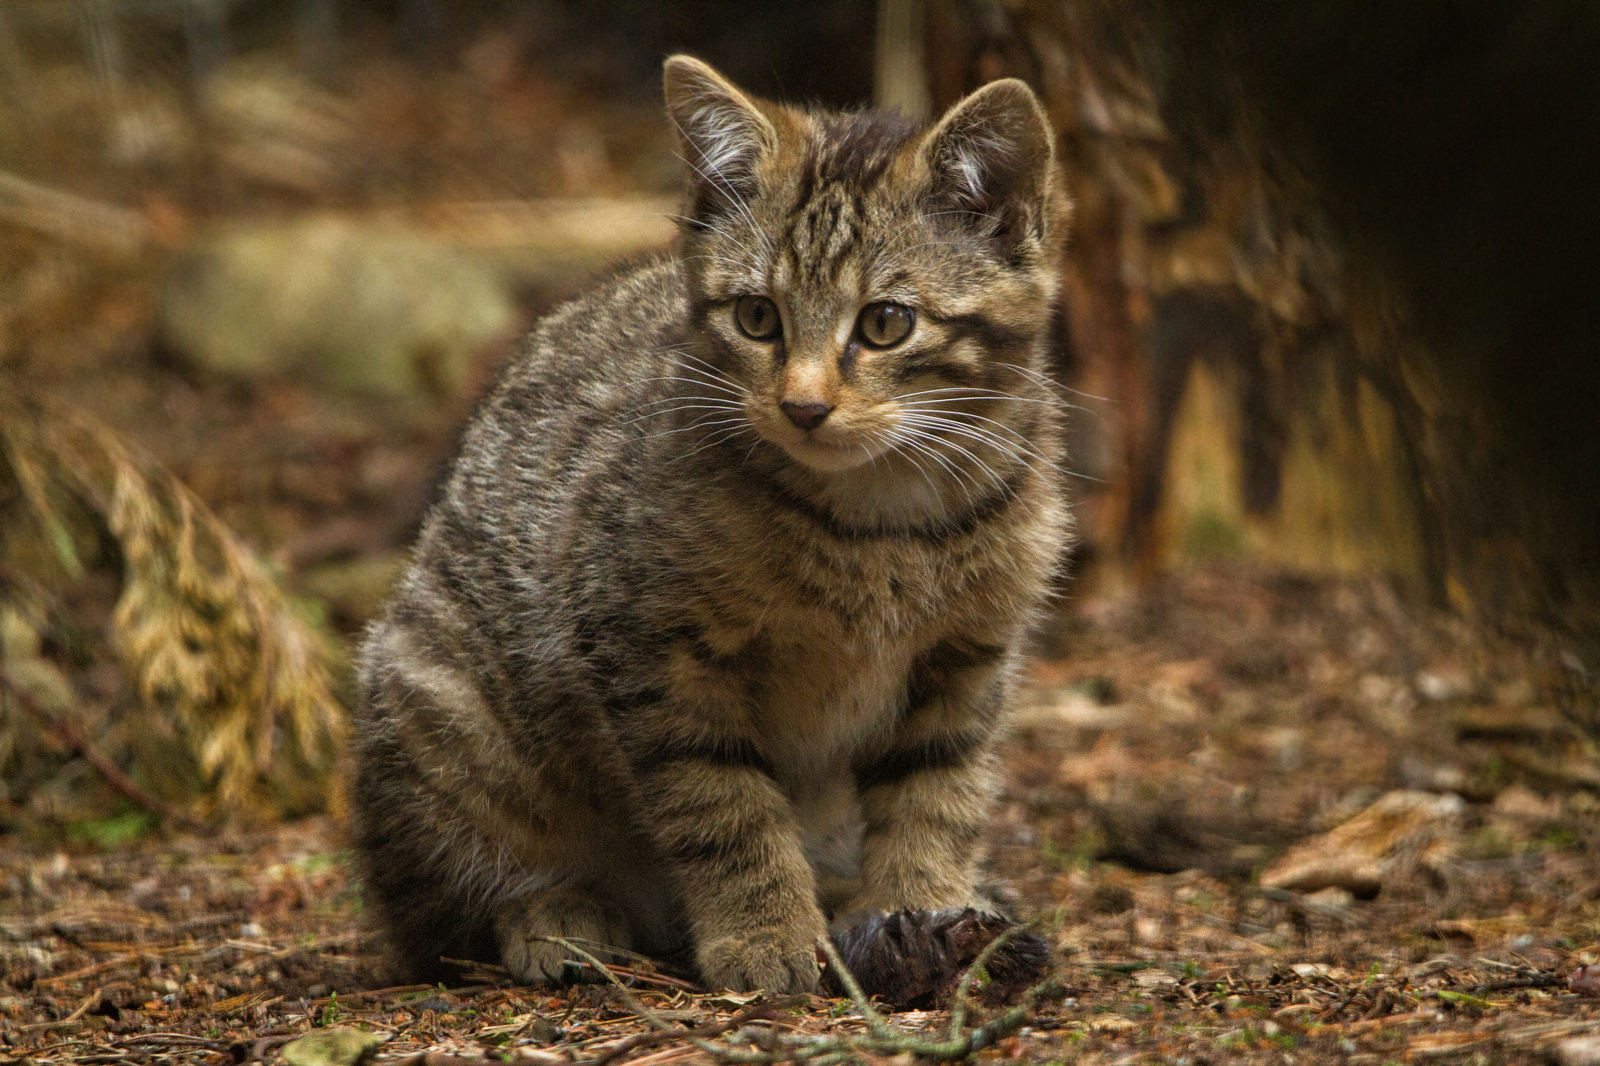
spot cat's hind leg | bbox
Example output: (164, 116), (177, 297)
(355, 611), (610, 983)
(494, 885), (636, 982)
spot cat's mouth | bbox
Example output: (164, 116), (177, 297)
(760, 417), (889, 473)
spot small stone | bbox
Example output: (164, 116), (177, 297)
(159, 218), (517, 402)
(1493, 784), (1563, 821)
(1569, 965), (1600, 996)
(1304, 886), (1357, 910)
(1416, 666), (1473, 702)
(1088, 883), (1135, 915)
(1554, 1035), (1600, 1066)
(281, 1028), (382, 1066)
(1133, 916), (1164, 945)
(1134, 968), (1178, 987)
(522, 1016), (561, 1044)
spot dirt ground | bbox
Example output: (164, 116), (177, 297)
(5, 14), (1600, 1065)
(4, 566), (1600, 1065)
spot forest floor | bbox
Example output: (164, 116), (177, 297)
(5, 19), (1600, 1065)
(4, 566), (1600, 1066)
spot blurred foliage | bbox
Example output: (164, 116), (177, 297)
(0, 385), (346, 828)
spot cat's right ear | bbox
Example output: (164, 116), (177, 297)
(664, 55), (778, 202)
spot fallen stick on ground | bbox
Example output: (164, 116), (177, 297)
(0, 171), (151, 255)
(531, 932), (1068, 1066)
(0, 667), (207, 832)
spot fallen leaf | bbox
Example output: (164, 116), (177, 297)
(281, 1028), (382, 1066)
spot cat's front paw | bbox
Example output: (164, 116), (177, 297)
(698, 929), (823, 993)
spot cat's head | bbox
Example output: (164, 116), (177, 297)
(664, 56), (1070, 476)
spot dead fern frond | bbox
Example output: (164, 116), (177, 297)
(0, 386), (346, 822)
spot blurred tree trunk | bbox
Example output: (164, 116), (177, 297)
(0, 6), (37, 132)
(875, 0), (931, 121)
(922, 0), (1563, 619)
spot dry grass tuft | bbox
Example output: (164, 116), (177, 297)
(0, 385), (345, 824)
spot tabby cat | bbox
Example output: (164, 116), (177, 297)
(352, 55), (1072, 994)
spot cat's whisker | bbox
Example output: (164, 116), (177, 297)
(675, 349), (740, 376)
(896, 409), (1030, 457)
(867, 426), (941, 500)
(669, 422), (757, 465)
(624, 405), (745, 429)
(627, 408), (745, 428)
(874, 237), (976, 276)
(916, 430), (1013, 495)
(900, 420), (1012, 490)
(895, 405), (1047, 459)
(634, 416), (750, 443)
(669, 146), (775, 262)
(886, 431), (962, 501)
(662, 357), (753, 402)
(641, 393), (741, 411)
(894, 411), (1047, 493)
(874, 209), (1003, 271)
(995, 362), (1108, 410)
(629, 395), (744, 411)
(674, 352), (752, 394)
(675, 374), (748, 401)
(630, 377), (748, 401)
(897, 412), (1055, 486)
(663, 213), (762, 260)
(896, 421), (1044, 482)
(903, 411), (1103, 485)
(893, 385), (1070, 411)
(886, 425), (984, 507)
(683, 251), (762, 276)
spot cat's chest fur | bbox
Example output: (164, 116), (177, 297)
(754, 635), (911, 776)
(660, 480), (1056, 777)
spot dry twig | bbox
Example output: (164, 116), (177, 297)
(0, 667), (207, 831)
(533, 933), (1065, 1066)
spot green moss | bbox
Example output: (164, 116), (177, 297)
(69, 809), (157, 848)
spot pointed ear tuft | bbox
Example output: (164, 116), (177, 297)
(663, 55), (777, 201)
(923, 78), (1055, 246)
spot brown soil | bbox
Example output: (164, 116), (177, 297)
(4, 567), (1599, 1065)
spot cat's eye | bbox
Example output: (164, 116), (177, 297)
(735, 295), (782, 340)
(858, 302), (915, 348)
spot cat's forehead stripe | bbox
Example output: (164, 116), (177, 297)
(776, 115), (920, 288)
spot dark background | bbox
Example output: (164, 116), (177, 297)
(1165, 0), (1600, 598)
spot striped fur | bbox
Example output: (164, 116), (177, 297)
(351, 56), (1073, 994)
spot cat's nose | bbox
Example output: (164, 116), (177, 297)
(780, 401), (834, 431)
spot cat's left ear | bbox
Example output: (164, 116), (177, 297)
(664, 55), (778, 202)
(923, 79), (1056, 246)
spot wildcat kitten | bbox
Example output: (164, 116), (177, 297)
(352, 55), (1071, 994)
